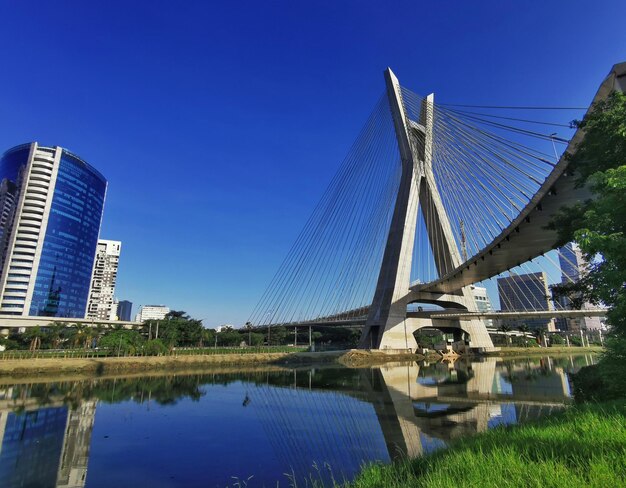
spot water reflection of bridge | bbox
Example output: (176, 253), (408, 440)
(0, 355), (593, 486)
(252, 356), (582, 474)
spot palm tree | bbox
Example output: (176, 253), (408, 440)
(25, 326), (44, 351)
(245, 322), (253, 347)
(534, 327), (547, 347)
(166, 310), (190, 320)
(68, 323), (88, 349)
(46, 323), (65, 349)
(92, 323), (105, 348)
(517, 324), (530, 347)
(499, 323), (512, 345)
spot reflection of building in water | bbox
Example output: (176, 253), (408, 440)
(57, 401), (97, 488)
(0, 406), (68, 486)
(0, 394), (96, 488)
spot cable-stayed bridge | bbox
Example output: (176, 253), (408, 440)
(250, 62), (625, 351)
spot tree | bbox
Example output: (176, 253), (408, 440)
(248, 332), (265, 346)
(44, 323), (65, 349)
(166, 310), (190, 320)
(201, 328), (216, 347)
(550, 91), (626, 337)
(551, 334), (565, 345)
(218, 329), (243, 347)
(144, 339), (168, 356)
(515, 324), (531, 347)
(67, 324), (92, 349)
(157, 322), (179, 351)
(268, 326), (287, 345)
(549, 90), (626, 399)
(534, 328), (548, 347)
(145, 312), (204, 348)
(499, 323), (512, 345)
(24, 326), (43, 351)
(99, 330), (144, 355)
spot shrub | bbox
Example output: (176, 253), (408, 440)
(144, 339), (168, 356)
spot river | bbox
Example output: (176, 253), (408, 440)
(0, 353), (596, 487)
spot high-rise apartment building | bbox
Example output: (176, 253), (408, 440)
(86, 240), (121, 320)
(135, 305), (170, 323)
(0, 143), (106, 318)
(497, 272), (556, 331)
(116, 300), (133, 321)
(556, 243), (603, 331)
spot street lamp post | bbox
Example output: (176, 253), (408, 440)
(549, 133), (559, 164)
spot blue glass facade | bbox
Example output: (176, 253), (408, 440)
(29, 150), (106, 317)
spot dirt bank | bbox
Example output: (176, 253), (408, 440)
(0, 349), (428, 378)
(485, 346), (603, 356)
(0, 346), (598, 379)
(0, 352), (296, 378)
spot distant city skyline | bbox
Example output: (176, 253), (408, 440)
(1, 2), (624, 326)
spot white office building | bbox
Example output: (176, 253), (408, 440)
(135, 305), (170, 323)
(86, 240), (121, 321)
(471, 285), (493, 328)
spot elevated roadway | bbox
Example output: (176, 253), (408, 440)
(413, 62), (626, 294)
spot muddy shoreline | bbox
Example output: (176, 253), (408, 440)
(0, 346), (601, 380)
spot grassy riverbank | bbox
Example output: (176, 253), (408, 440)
(341, 402), (625, 488)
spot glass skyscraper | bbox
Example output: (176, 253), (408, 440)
(497, 272), (556, 331)
(556, 242), (603, 331)
(0, 143), (107, 318)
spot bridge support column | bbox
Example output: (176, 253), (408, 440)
(359, 68), (495, 351)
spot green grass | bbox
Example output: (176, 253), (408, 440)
(340, 402), (626, 488)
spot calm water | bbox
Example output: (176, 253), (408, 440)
(0, 354), (596, 487)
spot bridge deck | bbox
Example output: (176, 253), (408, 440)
(414, 62), (626, 294)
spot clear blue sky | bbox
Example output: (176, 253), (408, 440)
(0, 1), (624, 326)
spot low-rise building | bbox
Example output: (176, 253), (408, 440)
(471, 285), (493, 328)
(135, 305), (170, 323)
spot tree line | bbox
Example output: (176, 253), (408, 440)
(0, 310), (361, 355)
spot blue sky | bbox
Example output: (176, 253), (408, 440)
(0, 1), (624, 326)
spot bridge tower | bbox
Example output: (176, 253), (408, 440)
(359, 68), (495, 351)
